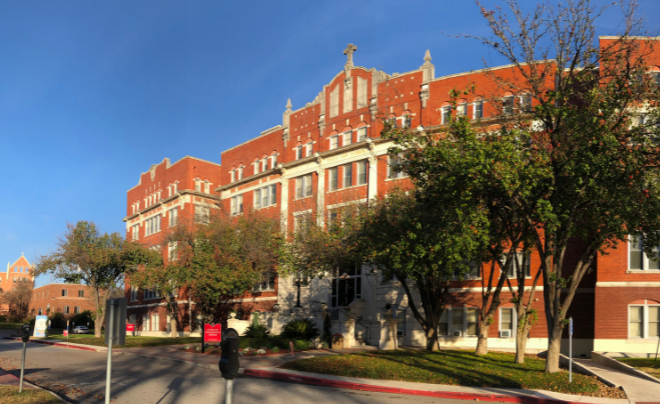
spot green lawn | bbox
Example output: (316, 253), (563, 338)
(38, 333), (202, 348)
(616, 358), (660, 379)
(281, 349), (618, 396)
(0, 385), (62, 403)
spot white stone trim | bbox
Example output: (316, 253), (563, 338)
(292, 209), (313, 217)
(596, 282), (660, 287)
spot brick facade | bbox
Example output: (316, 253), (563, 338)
(28, 283), (96, 320)
(0, 254), (35, 314)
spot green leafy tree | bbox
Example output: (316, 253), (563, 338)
(35, 221), (161, 338)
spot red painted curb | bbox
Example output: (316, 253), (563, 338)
(5, 337), (100, 352)
(243, 369), (599, 404)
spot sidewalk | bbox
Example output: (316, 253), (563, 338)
(574, 359), (660, 404)
(3, 337), (106, 352)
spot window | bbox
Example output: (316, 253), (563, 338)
(295, 175), (313, 199)
(262, 158), (268, 172)
(503, 95), (514, 115)
(343, 131), (352, 146)
(330, 135), (339, 150)
(305, 142), (313, 157)
(168, 208), (178, 227)
(357, 160), (367, 185)
(328, 211), (338, 227)
(270, 154), (278, 169)
(253, 272), (276, 292)
(507, 253), (532, 278)
(500, 307), (514, 335)
(168, 242), (178, 261)
(74, 306), (81, 315)
(230, 170), (235, 183)
(230, 194), (243, 216)
(357, 127), (367, 142)
(255, 185), (276, 209)
(78, 290), (84, 298)
(438, 306), (479, 337)
(394, 308), (406, 337)
(629, 301), (660, 339)
(62, 289), (68, 297)
(132, 224), (139, 240)
(330, 86), (339, 117)
(388, 155), (406, 179)
(357, 77), (368, 108)
(294, 213), (312, 234)
(204, 181), (210, 193)
(401, 115), (411, 128)
(295, 145), (303, 160)
(330, 266), (362, 307)
(520, 94), (532, 112)
(344, 78), (353, 113)
(145, 214), (162, 236)
(130, 286), (138, 301)
(329, 167), (338, 191)
(64, 306), (70, 314)
(195, 179), (201, 192)
(629, 234), (660, 271)
(144, 287), (160, 300)
(457, 102), (467, 117)
(343, 164), (353, 188)
(237, 166), (244, 180)
(194, 205), (210, 224)
(441, 105), (451, 124)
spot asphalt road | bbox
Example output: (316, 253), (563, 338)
(0, 335), (481, 404)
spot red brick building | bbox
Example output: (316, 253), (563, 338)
(123, 41), (659, 355)
(1, 254), (35, 314)
(28, 283), (96, 321)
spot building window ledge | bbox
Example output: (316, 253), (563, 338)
(626, 270), (660, 274)
(626, 338), (660, 343)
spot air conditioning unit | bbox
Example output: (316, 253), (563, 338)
(499, 330), (512, 338)
(452, 330), (463, 337)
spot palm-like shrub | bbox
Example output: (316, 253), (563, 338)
(281, 318), (320, 341)
(243, 323), (270, 338)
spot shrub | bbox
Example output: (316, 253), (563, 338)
(281, 318), (320, 341)
(242, 323), (270, 338)
(322, 312), (332, 345)
(48, 312), (66, 329)
(0, 315), (7, 322)
(71, 310), (94, 329)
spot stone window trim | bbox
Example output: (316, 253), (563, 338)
(628, 300), (660, 339)
(628, 234), (660, 271)
(499, 306), (516, 338)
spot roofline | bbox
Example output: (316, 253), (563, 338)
(8, 255), (32, 269)
(599, 35), (660, 40)
(221, 125), (283, 155)
(33, 282), (89, 290)
(430, 60), (556, 83)
(127, 155), (222, 192)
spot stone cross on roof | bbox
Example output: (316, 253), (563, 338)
(344, 44), (357, 68)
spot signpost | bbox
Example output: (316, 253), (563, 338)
(19, 324), (30, 393)
(219, 328), (240, 404)
(204, 323), (222, 344)
(66, 321), (69, 340)
(104, 298), (127, 404)
(569, 317), (573, 383)
(126, 323), (135, 337)
(33, 315), (48, 338)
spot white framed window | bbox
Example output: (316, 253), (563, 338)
(295, 145), (303, 160)
(204, 181), (210, 193)
(195, 179), (201, 192)
(400, 115), (411, 128)
(74, 306), (81, 315)
(357, 126), (367, 142)
(329, 167), (338, 191)
(237, 166), (244, 180)
(253, 272), (276, 292)
(441, 105), (451, 124)
(168, 241), (178, 261)
(499, 307), (515, 337)
(262, 158), (268, 172)
(330, 135), (339, 150)
(132, 224), (139, 240)
(64, 306), (70, 314)
(393, 307), (406, 337)
(194, 205), (210, 224)
(343, 163), (353, 188)
(78, 290), (84, 297)
(438, 306), (479, 337)
(144, 287), (160, 300)
(173, 182), (178, 193)
(473, 100), (484, 119)
(230, 170), (235, 183)
(357, 160), (367, 185)
(62, 289), (68, 297)
(254, 184), (276, 209)
(343, 131), (352, 146)
(330, 265), (362, 307)
(293, 212), (313, 234)
(152, 314), (160, 332)
(295, 174), (313, 199)
(130, 286), (138, 301)
(629, 234), (660, 271)
(520, 94), (532, 112)
(457, 102), (467, 117)
(306, 142), (313, 157)
(629, 301), (660, 339)
(503, 95), (514, 115)
(145, 214), (162, 236)
(143, 315), (150, 332)
(387, 155), (406, 179)
(330, 86), (339, 117)
(507, 253), (532, 278)
(168, 208), (178, 227)
(230, 194), (243, 216)
(270, 154), (278, 169)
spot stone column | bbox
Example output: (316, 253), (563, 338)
(367, 155), (378, 200)
(379, 318), (399, 350)
(279, 166), (289, 234)
(315, 156), (325, 226)
(343, 318), (355, 349)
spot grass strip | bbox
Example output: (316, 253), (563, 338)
(0, 385), (62, 403)
(616, 358), (660, 379)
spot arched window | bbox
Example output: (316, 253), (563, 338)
(503, 92), (515, 115)
(473, 98), (484, 119)
(440, 102), (451, 124)
(629, 299), (660, 339)
(456, 99), (468, 117)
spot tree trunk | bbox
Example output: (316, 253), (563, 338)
(475, 322), (490, 355)
(515, 326), (529, 364)
(170, 316), (178, 338)
(93, 287), (104, 338)
(425, 325), (439, 351)
(545, 326), (563, 373)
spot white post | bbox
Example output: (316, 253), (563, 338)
(225, 379), (234, 404)
(105, 302), (115, 404)
(569, 317), (573, 383)
(19, 342), (26, 393)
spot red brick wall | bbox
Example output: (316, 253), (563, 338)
(595, 287), (660, 339)
(28, 283), (97, 320)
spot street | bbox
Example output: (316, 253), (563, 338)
(0, 336), (472, 404)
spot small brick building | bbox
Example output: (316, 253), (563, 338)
(29, 283), (97, 321)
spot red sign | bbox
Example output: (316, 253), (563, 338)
(63, 330), (68, 337)
(204, 323), (222, 342)
(126, 324), (135, 332)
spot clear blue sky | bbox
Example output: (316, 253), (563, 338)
(1, 0), (658, 287)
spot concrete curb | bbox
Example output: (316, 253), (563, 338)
(243, 369), (605, 404)
(3, 337), (104, 352)
(0, 368), (70, 403)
